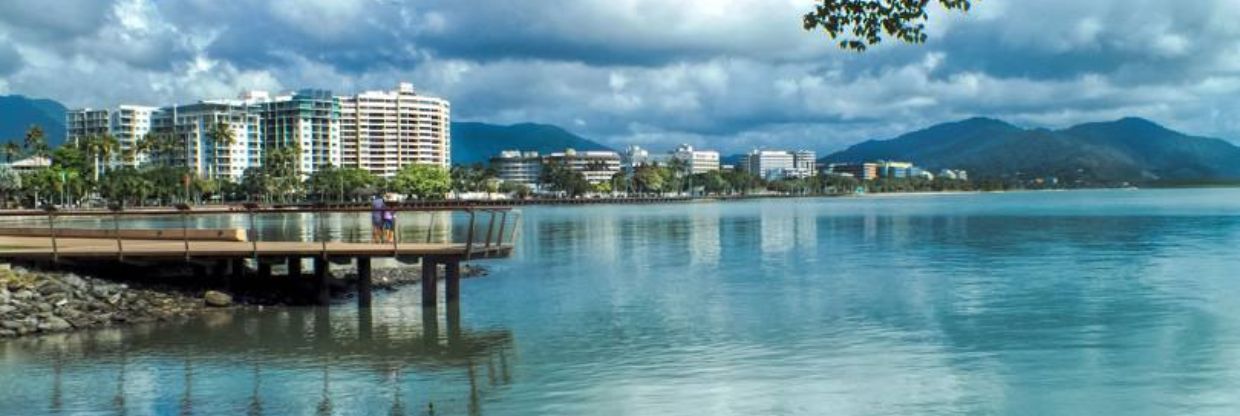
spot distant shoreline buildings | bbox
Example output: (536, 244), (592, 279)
(65, 82), (450, 180)
(826, 160), (967, 182)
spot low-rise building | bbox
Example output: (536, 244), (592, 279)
(827, 163), (879, 180)
(543, 149), (622, 184)
(672, 144), (721, 174)
(491, 150), (543, 186)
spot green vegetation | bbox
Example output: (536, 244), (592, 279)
(803, 0), (973, 51)
(391, 164), (451, 200)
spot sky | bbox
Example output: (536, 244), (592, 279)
(0, 0), (1238, 155)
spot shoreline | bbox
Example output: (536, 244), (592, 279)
(0, 261), (488, 339)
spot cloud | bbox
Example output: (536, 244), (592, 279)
(3, 0), (1240, 156)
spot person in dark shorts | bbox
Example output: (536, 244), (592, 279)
(371, 195), (386, 243)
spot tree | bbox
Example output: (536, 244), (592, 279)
(803, 0), (973, 51)
(81, 134), (119, 181)
(633, 165), (665, 195)
(2, 142), (21, 163)
(0, 165), (20, 208)
(206, 122), (236, 179)
(23, 125), (49, 158)
(306, 166), (379, 202)
(391, 164), (451, 199)
(498, 181), (533, 199)
(539, 161), (590, 197)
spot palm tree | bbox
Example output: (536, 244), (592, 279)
(2, 142), (21, 163)
(207, 121), (236, 180)
(85, 134), (119, 181)
(24, 125), (48, 159)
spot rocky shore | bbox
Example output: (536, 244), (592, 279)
(0, 265), (207, 338)
(0, 261), (490, 338)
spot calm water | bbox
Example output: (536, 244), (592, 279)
(5, 189), (1240, 415)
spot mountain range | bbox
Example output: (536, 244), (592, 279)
(4, 94), (1240, 184)
(450, 122), (612, 165)
(822, 117), (1240, 184)
(0, 95), (67, 146)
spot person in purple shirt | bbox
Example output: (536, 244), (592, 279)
(371, 195), (386, 243)
(382, 200), (396, 243)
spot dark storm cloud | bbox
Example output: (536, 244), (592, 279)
(3, 0), (1240, 155)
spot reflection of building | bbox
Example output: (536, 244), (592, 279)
(543, 149), (622, 184)
(491, 151), (543, 187)
(672, 144), (721, 174)
(339, 82), (451, 178)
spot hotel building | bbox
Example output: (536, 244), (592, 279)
(491, 150), (544, 187)
(151, 102), (262, 182)
(543, 149), (623, 184)
(672, 144), (721, 174)
(66, 105), (160, 168)
(339, 82), (451, 178)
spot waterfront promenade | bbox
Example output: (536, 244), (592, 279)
(0, 205), (520, 308)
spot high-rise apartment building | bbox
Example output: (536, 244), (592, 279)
(339, 82), (451, 178)
(244, 89), (341, 176)
(151, 102), (262, 181)
(66, 105), (159, 168)
(742, 150), (795, 180)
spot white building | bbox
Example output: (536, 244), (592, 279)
(339, 82), (451, 178)
(742, 150), (795, 180)
(151, 102), (262, 181)
(66, 105), (159, 169)
(790, 150), (817, 179)
(491, 150), (543, 187)
(244, 89), (341, 177)
(672, 144), (720, 174)
(544, 149), (622, 184)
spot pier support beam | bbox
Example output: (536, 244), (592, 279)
(421, 257), (438, 307)
(314, 257), (330, 306)
(258, 262), (272, 279)
(357, 257), (373, 308)
(445, 260), (461, 303)
(287, 257), (302, 279)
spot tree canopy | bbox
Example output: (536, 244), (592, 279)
(804, 0), (973, 51)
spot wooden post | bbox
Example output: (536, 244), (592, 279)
(314, 257), (330, 306)
(258, 261), (272, 279)
(421, 257), (438, 307)
(288, 257), (302, 279)
(229, 258), (245, 291)
(445, 260), (461, 303)
(356, 257), (372, 308)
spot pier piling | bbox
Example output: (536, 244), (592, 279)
(422, 258), (438, 307)
(357, 257), (373, 308)
(314, 257), (330, 306)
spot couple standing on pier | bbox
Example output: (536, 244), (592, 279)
(372, 195), (396, 243)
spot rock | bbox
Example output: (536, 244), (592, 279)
(37, 316), (72, 332)
(0, 305), (15, 316)
(12, 290), (33, 301)
(203, 291), (233, 307)
(37, 282), (66, 296)
(59, 273), (88, 289)
(0, 320), (21, 330)
(0, 329), (14, 337)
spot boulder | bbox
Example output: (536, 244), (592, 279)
(37, 316), (72, 332)
(203, 291), (233, 307)
(12, 290), (34, 301)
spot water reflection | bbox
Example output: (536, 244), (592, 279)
(0, 303), (515, 415)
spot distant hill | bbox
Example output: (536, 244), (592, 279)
(0, 95), (67, 146)
(451, 122), (613, 165)
(822, 117), (1240, 184)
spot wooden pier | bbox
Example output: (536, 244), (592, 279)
(0, 205), (519, 309)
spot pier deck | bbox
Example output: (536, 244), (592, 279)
(0, 235), (513, 260)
